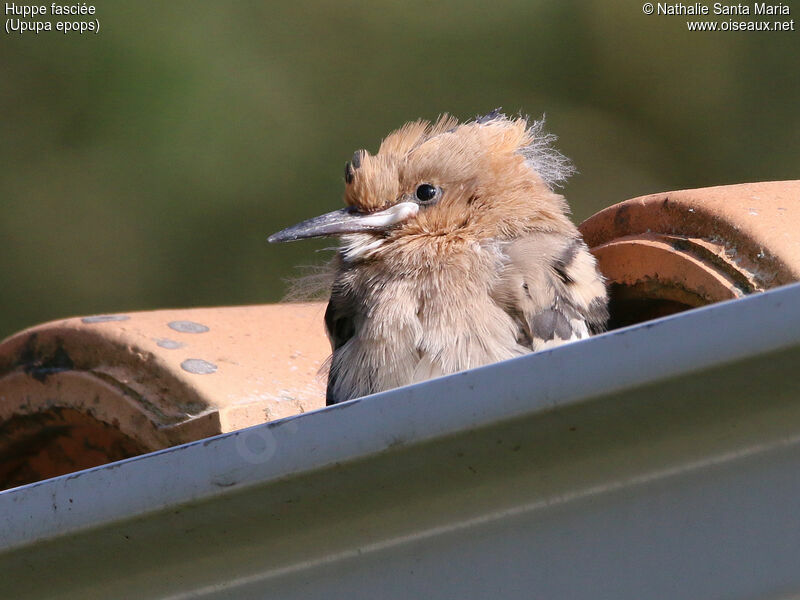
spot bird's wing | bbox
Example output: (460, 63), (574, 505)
(492, 234), (608, 350)
(324, 282), (358, 405)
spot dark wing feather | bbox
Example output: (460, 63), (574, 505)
(324, 282), (357, 405)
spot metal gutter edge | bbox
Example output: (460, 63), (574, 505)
(2, 282), (800, 553)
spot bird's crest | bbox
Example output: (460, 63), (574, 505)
(343, 110), (573, 213)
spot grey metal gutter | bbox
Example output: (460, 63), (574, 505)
(3, 282), (800, 599)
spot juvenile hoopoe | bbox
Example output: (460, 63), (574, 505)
(269, 110), (608, 405)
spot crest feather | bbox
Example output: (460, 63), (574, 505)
(380, 110), (574, 190)
(518, 117), (575, 190)
(378, 114), (459, 157)
(474, 109), (574, 189)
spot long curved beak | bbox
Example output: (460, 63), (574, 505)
(268, 202), (419, 243)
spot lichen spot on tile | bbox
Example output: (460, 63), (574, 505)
(168, 320), (210, 334)
(82, 315), (131, 324)
(181, 358), (218, 374)
(156, 338), (186, 349)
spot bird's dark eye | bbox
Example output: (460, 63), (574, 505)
(415, 184), (438, 203)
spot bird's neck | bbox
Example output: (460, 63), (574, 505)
(340, 230), (501, 276)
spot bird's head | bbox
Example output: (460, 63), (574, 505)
(268, 110), (576, 254)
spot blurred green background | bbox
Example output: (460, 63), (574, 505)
(2, 1), (798, 339)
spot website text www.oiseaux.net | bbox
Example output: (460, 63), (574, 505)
(643, 3), (795, 32)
